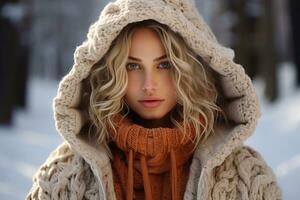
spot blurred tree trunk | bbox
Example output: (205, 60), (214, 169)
(230, 0), (278, 102)
(30, 0), (110, 80)
(288, 0), (300, 87)
(234, 0), (258, 79)
(0, 17), (19, 125)
(259, 0), (279, 101)
(0, 0), (32, 125)
(15, 0), (32, 108)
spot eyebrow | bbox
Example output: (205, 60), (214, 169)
(128, 55), (167, 62)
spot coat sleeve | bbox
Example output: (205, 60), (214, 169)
(26, 142), (100, 200)
(211, 145), (282, 200)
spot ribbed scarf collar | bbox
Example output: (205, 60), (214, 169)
(108, 113), (198, 200)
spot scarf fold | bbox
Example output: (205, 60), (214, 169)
(108, 113), (205, 200)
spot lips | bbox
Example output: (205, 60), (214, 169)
(140, 97), (164, 101)
(139, 99), (164, 108)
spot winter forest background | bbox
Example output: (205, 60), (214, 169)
(0, 0), (300, 199)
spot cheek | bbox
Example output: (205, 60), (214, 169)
(127, 73), (140, 86)
(125, 74), (139, 99)
(158, 75), (177, 106)
(169, 79), (178, 104)
(162, 74), (176, 93)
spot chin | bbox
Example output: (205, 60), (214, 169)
(138, 111), (167, 120)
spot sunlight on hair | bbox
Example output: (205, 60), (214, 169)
(84, 20), (227, 158)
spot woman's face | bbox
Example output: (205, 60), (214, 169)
(124, 27), (177, 127)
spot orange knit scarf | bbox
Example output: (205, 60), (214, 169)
(108, 113), (200, 200)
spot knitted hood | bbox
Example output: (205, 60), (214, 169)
(52, 0), (260, 195)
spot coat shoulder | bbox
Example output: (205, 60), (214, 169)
(211, 145), (282, 200)
(26, 142), (100, 200)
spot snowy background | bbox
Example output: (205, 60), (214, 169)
(0, 62), (299, 199)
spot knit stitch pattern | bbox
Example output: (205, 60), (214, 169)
(26, 0), (282, 199)
(210, 146), (281, 200)
(26, 142), (100, 200)
(108, 113), (197, 199)
(26, 144), (281, 199)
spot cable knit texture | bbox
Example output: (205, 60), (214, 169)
(26, 0), (282, 199)
(26, 143), (101, 200)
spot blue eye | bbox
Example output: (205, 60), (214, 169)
(158, 61), (172, 69)
(126, 63), (140, 71)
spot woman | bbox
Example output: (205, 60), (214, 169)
(26, 0), (282, 199)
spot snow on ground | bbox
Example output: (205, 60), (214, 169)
(0, 62), (299, 199)
(0, 78), (63, 200)
(246, 62), (300, 200)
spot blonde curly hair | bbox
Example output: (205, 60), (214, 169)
(81, 19), (227, 158)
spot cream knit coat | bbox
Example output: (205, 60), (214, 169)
(26, 0), (282, 199)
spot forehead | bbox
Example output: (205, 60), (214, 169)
(129, 27), (166, 57)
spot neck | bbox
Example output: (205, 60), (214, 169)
(128, 111), (174, 128)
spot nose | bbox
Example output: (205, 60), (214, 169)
(142, 70), (157, 94)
